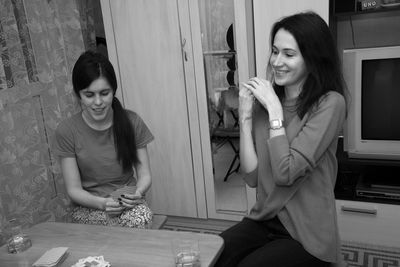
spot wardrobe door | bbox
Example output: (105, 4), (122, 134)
(196, 0), (256, 220)
(101, 0), (204, 217)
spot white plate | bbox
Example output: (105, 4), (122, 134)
(381, 2), (400, 8)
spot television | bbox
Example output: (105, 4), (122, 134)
(343, 46), (400, 160)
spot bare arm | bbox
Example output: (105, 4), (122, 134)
(241, 77), (284, 187)
(240, 77), (285, 173)
(135, 146), (152, 196)
(60, 157), (122, 214)
(239, 119), (258, 173)
(238, 85), (258, 187)
(243, 77), (284, 139)
(119, 146), (152, 207)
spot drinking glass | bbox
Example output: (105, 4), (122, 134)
(6, 219), (32, 253)
(171, 239), (201, 267)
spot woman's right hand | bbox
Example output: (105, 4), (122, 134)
(103, 197), (125, 217)
(239, 84), (255, 124)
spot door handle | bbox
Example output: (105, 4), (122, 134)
(341, 205), (377, 215)
(181, 38), (188, 61)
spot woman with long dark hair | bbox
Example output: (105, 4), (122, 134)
(53, 51), (154, 228)
(215, 11), (347, 266)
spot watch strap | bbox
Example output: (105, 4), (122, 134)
(269, 119), (284, 130)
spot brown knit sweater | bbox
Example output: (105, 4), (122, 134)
(245, 91), (346, 263)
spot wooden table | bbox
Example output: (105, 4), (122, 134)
(0, 222), (224, 266)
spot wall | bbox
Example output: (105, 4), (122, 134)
(0, 0), (98, 229)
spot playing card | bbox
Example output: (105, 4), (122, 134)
(32, 247), (68, 267)
(109, 185), (137, 201)
(71, 255), (110, 267)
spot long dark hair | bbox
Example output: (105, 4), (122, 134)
(72, 50), (139, 171)
(269, 11), (347, 119)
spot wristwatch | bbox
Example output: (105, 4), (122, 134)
(269, 119), (284, 130)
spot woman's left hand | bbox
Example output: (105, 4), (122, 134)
(242, 77), (281, 113)
(119, 190), (145, 208)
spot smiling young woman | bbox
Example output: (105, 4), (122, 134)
(270, 28), (308, 100)
(79, 78), (114, 130)
(52, 51), (155, 228)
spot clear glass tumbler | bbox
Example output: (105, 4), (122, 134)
(172, 239), (201, 267)
(6, 218), (32, 254)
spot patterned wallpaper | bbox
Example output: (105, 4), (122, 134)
(0, 0), (97, 230)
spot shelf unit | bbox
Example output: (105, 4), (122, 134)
(335, 7), (400, 17)
(331, 0), (400, 247)
(335, 143), (400, 246)
(332, 0), (400, 16)
(336, 199), (400, 247)
(202, 51), (238, 94)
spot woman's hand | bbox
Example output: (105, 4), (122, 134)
(238, 84), (255, 124)
(119, 190), (145, 209)
(242, 77), (281, 116)
(104, 197), (125, 217)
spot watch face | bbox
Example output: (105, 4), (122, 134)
(270, 119), (283, 129)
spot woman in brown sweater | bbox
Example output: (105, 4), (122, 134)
(215, 11), (347, 267)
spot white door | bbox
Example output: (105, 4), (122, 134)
(101, 0), (207, 218)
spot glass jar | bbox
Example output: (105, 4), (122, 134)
(6, 218), (32, 253)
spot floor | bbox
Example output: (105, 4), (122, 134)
(211, 136), (248, 213)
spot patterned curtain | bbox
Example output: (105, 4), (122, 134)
(0, 0), (98, 229)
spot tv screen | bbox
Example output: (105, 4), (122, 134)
(343, 46), (400, 160)
(361, 58), (400, 141)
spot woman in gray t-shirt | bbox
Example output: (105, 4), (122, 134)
(53, 51), (154, 228)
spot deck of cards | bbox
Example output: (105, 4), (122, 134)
(32, 247), (68, 267)
(71, 255), (110, 267)
(109, 185), (137, 201)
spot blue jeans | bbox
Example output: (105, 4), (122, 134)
(215, 217), (330, 267)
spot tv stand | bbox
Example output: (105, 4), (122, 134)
(329, 0), (400, 248)
(335, 137), (400, 247)
(335, 137), (400, 204)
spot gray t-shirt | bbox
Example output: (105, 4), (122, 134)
(52, 110), (154, 197)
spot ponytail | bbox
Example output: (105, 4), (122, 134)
(72, 51), (138, 171)
(112, 97), (139, 171)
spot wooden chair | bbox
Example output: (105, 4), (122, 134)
(212, 127), (240, 181)
(210, 88), (240, 182)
